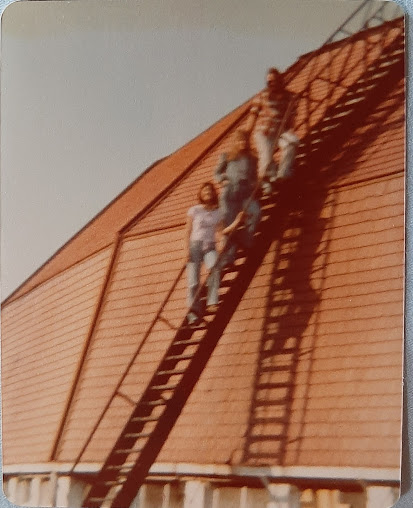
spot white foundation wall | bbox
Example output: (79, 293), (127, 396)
(2, 475), (400, 508)
(131, 481), (399, 508)
(3, 475), (88, 507)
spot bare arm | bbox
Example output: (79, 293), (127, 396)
(214, 154), (228, 184)
(216, 220), (225, 253)
(186, 215), (193, 258)
(222, 211), (244, 236)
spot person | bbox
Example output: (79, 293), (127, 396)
(246, 67), (299, 193)
(186, 182), (238, 325)
(214, 129), (261, 266)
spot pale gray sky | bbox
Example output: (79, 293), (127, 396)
(0, 0), (402, 299)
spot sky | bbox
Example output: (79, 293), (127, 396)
(0, 0), (406, 300)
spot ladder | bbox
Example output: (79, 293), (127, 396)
(80, 15), (404, 508)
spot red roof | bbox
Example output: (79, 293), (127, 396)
(2, 19), (404, 473)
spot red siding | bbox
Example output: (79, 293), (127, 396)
(2, 247), (113, 464)
(1, 19), (404, 473)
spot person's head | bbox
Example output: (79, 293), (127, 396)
(266, 67), (284, 90)
(228, 129), (250, 161)
(198, 182), (218, 207)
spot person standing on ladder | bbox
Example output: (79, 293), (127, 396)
(186, 182), (239, 325)
(214, 129), (261, 267)
(246, 67), (299, 194)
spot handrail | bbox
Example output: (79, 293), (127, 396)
(285, 2), (403, 85)
(324, 0), (371, 45)
(70, 15), (403, 474)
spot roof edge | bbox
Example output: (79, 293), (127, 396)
(3, 99), (252, 307)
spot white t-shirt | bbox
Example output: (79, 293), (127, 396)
(188, 204), (223, 249)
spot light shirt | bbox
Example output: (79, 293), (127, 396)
(251, 89), (292, 137)
(188, 204), (223, 250)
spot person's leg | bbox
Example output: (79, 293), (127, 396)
(219, 193), (241, 268)
(204, 249), (220, 307)
(220, 236), (237, 268)
(253, 131), (277, 182)
(220, 186), (239, 226)
(219, 185), (232, 225)
(187, 241), (203, 322)
(276, 131), (299, 179)
(243, 199), (261, 247)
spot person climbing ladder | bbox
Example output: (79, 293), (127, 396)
(186, 182), (239, 325)
(246, 67), (299, 194)
(214, 129), (261, 267)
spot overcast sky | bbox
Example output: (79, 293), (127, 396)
(0, 0), (405, 299)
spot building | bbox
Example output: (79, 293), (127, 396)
(1, 10), (405, 508)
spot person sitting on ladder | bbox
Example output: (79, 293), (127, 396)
(245, 66), (300, 194)
(214, 129), (261, 267)
(186, 182), (239, 326)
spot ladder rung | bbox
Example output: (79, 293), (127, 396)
(165, 353), (194, 361)
(180, 322), (207, 331)
(173, 338), (202, 347)
(157, 368), (187, 376)
(104, 480), (126, 486)
(131, 415), (159, 422)
(141, 399), (167, 406)
(124, 432), (152, 439)
(106, 464), (133, 471)
(150, 384), (178, 391)
(114, 448), (144, 454)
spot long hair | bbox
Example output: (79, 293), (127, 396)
(227, 129), (250, 162)
(267, 66), (285, 90)
(198, 181), (219, 207)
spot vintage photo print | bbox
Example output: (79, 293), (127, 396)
(1, 1), (406, 507)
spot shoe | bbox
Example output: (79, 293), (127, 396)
(187, 312), (201, 326)
(206, 304), (219, 314)
(261, 182), (272, 195)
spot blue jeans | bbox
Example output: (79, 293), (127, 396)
(187, 241), (221, 321)
(220, 198), (261, 266)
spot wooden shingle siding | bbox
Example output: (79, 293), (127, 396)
(1, 19), (404, 474)
(55, 229), (186, 462)
(155, 165), (403, 468)
(1, 247), (113, 464)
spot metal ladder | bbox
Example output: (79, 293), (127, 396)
(79, 13), (404, 508)
(82, 182), (292, 508)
